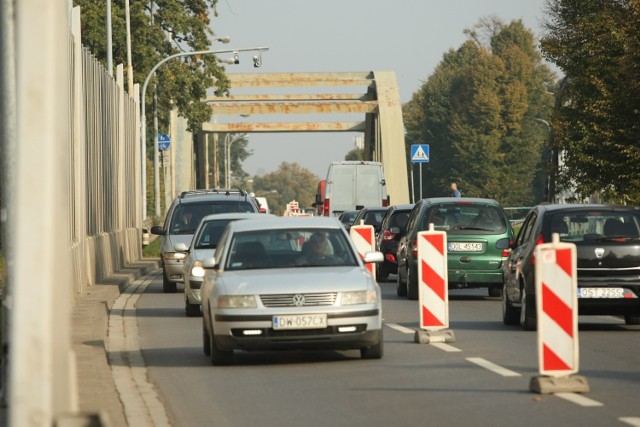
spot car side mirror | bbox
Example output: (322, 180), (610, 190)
(173, 242), (189, 252)
(150, 225), (165, 235)
(202, 257), (218, 269)
(363, 251), (384, 264)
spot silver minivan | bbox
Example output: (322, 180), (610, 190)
(320, 161), (389, 216)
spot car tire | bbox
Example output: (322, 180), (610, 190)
(209, 328), (233, 366)
(520, 289), (537, 331)
(360, 333), (384, 359)
(185, 297), (200, 317)
(407, 267), (418, 301)
(162, 273), (177, 293)
(488, 286), (502, 298)
(624, 312), (640, 325)
(396, 269), (407, 297)
(203, 319), (211, 356)
(502, 284), (519, 325)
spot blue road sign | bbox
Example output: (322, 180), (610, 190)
(411, 144), (429, 163)
(158, 134), (171, 151)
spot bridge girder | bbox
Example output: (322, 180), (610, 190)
(199, 71), (409, 205)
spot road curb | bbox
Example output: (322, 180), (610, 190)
(72, 259), (160, 427)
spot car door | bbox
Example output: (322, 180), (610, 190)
(503, 210), (538, 302)
(397, 203), (421, 279)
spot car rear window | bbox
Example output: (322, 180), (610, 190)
(548, 210), (640, 242)
(424, 203), (507, 234)
(170, 201), (256, 234)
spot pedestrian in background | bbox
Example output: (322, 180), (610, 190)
(450, 182), (461, 197)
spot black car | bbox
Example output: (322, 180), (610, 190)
(337, 210), (361, 231)
(375, 204), (414, 282)
(502, 204), (640, 330)
(351, 207), (388, 235)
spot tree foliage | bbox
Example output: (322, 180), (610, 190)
(403, 18), (555, 206)
(252, 163), (320, 215)
(74, 0), (230, 135)
(540, 0), (640, 203)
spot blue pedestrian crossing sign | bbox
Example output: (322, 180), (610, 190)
(411, 144), (429, 163)
(158, 134), (171, 151)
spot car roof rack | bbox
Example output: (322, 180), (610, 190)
(179, 188), (247, 199)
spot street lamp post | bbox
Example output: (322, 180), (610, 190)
(225, 133), (246, 188)
(140, 45), (269, 219)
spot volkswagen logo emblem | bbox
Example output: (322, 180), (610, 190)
(595, 248), (605, 259)
(293, 294), (306, 306)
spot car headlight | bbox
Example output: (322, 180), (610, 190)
(191, 261), (205, 278)
(163, 251), (186, 261)
(342, 290), (378, 305)
(217, 295), (257, 308)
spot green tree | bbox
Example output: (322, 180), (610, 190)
(252, 163), (320, 215)
(540, 0), (640, 203)
(74, 0), (230, 134)
(404, 18), (555, 206)
(344, 147), (364, 160)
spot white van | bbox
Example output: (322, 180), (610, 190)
(320, 161), (389, 216)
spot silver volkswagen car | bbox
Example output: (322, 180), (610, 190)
(178, 212), (269, 317)
(201, 216), (384, 365)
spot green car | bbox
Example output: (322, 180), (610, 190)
(397, 198), (514, 300)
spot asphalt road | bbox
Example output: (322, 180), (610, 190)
(134, 273), (640, 427)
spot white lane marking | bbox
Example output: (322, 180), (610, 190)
(466, 357), (521, 377)
(385, 323), (416, 334)
(619, 418), (640, 427)
(555, 392), (604, 407)
(431, 343), (462, 352)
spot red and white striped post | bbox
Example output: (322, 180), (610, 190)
(530, 233), (589, 394)
(415, 224), (455, 344)
(350, 224), (376, 280)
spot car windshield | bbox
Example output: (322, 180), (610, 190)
(548, 211), (640, 242)
(225, 228), (359, 270)
(170, 201), (255, 234)
(194, 219), (236, 249)
(425, 203), (507, 234)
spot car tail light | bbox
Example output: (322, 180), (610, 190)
(411, 239), (417, 257)
(623, 289), (637, 299)
(382, 230), (396, 241)
(496, 238), (512, 257)
(382, 198), (389, 207)
(530, 234), (545, 264)
(385, 253), (396, 263)
(324, 199), (330, 216)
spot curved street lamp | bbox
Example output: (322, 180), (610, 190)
(140, 46), (269, 219)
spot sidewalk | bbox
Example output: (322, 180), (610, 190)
(72, 258), (160, 426)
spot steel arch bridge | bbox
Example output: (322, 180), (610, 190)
(199, 70), (409, 205)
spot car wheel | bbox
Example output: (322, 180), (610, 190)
(407, 267), (419, 301)
(520, 289), (537, 331)
(488, 286), (502, 298)
(396, 269), (407, 297)
(209, 328), (233, 366)
(203, 319), (211, 356)
(185, 297), (201, 317)
(502, 284), (520, 326)
(624, 312), (640, 325)
(162, 273), (177, 293)
(360, 333), (384, 359)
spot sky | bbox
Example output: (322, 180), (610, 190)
(210, 0), (556, 179)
